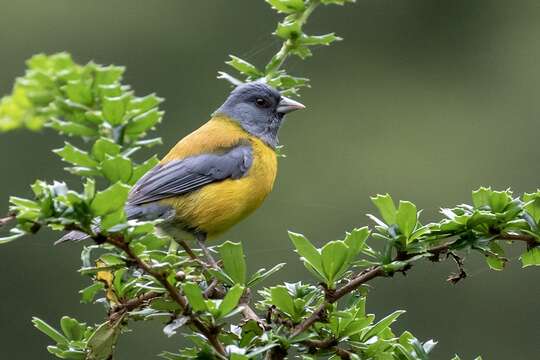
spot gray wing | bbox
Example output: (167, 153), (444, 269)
(128, 144), (253, 206)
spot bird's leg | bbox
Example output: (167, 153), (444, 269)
(196, 232), (219, 269)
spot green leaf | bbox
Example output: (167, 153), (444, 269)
(90, 182), (130, 216)
(523, 191), (540, 224)
(94, 65), (124, 87)
(289, 231), (323, 276)
(300, 33), (342, 46)
(48, 118), (97, 137)
(218, 284), (244, 317)
(371, 194), (397, 224)
(92, 138), (121, 162)
(54, 142), (98, 167)
(32, 317), (68, 345)
(276, 17), (302, 40)
(207, 268), (236, 286)
(182, 283), (208, 312)
(79, 282), (105, 304)
(520, 247), (540, 267)
(102, 95), (126, 125)
(227, 55), (263, 78)
(0, 228), (26, 244)
(486, 242), (505, 271)
(396, 201), (417, 240)
(63, 80), (92, 105)
(60, 316), (86, 341)
(128, 94), (163, 115)
(87, 318), (123, 360)
(266, 0), (305, 13)
(270, 286), (295, 318)
(100, 155), (132, 183)
(101, 208), (126, 230)
(344, 227), (369, 257)
(125, 108), (163, 135)
(247, 263), (286, 287)
(363, 310), (405, 340)
(84, 178), (96, 199)
(218, 241), (247, 284)
(321, 241), (350, 286)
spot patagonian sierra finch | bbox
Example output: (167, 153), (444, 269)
(61, 81), (305, 260)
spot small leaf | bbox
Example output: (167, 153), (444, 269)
(523, 191), (540, 224)
(125, 108), (163, 135)
(344, 227), (369, 257)
(48, 119), (97, 137)
(226, 55), (263, 78)
(363, 310), (405, 340)
(289, 231), (323, 276)
(32, 317), (68, 345)
(520, 247), (540, 267)
(92, 138), (121, 162)
(300, 33), (342, 46)
(90, 182), (130, 216)
(0, 228), (26, 244)
(218, 284), (244, 317)
(87, 318), (123, 360)
(396, 201), (417, 240)
(371, 194), (397, 224)
(60, 316), (86, 341)
(218, 241), (247, 284)
(182, 283), (207, 312)
(54, 142), (98, 167)
(270, 286), (295, 318)
(101, 155), (132, 183)
(321, 241), (350, 286)
(79, 282), (105, 304)
(266, 0), (305, 13)
(247, 263), (286, 287)
(102, 96), (126, 125)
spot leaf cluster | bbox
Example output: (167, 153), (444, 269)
(221, 0), (352, 96)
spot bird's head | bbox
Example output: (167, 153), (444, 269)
(214, 81), (305, 148)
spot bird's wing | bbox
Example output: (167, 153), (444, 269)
(127, 144), (253, 206)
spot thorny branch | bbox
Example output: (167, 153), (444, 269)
(290, 232), (536, 339)
(104, 236), (227, 358)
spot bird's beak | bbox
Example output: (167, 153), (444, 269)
(277, 96), (306, 114)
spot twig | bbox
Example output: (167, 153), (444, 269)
(291, 231), (537, 338)
(109, 291), (160, 321)
(105, 236), (227, 357)
(291, 267), (384, 337)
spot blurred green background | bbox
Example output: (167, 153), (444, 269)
(1, 0), (539, 358)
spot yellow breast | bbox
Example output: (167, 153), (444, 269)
(159, 116), (278, 237)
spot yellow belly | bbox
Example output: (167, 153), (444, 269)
(158, 117), (278, 238)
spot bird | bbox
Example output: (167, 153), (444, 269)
(60, 81), (305, 260)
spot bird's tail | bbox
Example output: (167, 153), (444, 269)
(55, 203), (173, 245)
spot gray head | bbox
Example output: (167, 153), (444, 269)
(214, 82), (305, 148)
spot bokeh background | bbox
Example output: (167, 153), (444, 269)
(1, 0), (539, 358)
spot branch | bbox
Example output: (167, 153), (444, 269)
(291, 231), (536, 337)
(264, 0), (320, 75)
(105, 236), (227, 358)
(109, 291), (160, 322)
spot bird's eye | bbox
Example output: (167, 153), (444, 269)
(255, 98), (270, 108)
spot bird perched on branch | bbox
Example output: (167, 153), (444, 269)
(60, 82), (305, 259)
